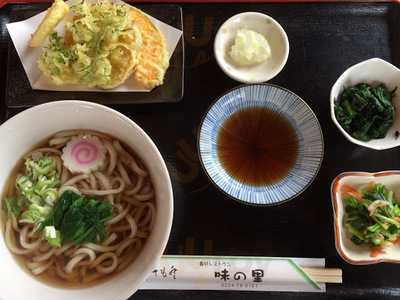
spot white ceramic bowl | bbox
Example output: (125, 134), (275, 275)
(331, 171), (400, 265)
(0, 101), (173, 300)
(330, 58), (400, 150)
(214, 12), (289, 83)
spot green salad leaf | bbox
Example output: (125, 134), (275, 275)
(344, 183), (400, 248)
(335, 83), (395, 142)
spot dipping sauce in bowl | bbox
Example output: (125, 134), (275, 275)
(198, 84), (324, 206)
(217, 107), (298, 186)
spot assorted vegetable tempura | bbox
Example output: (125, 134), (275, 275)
(29, 0), (69, 48)
(29, 0), (169, 90)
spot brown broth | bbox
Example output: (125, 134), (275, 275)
(217, 107), (299, 186)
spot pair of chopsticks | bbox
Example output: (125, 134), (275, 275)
(303, 267), (343, 283)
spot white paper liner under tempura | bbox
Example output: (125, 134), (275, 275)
(6, 0), (183, 92)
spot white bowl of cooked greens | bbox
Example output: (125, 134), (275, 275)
(332, 171), (400, 265)
(331, 58), (400, 150)
(0, 101), (173, 300)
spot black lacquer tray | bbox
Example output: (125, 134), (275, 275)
(1, 2), (400, 300)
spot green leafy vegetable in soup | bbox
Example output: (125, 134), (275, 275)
(2, 155), (60, 229)
(335, 83), (396, 142)
(2, 156), (112, 247)
(343, 183), (400, 255)
(20, 203), (52, 225)
(3, 197), (22, 218)
(43, 190), (113, 245)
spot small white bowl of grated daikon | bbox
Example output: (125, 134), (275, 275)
(214, 12), (289, 83)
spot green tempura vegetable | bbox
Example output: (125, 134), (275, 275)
(335, 83), (396, 142)
(344, 183), (400, 248)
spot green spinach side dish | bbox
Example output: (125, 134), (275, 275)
(335, 83), (396, 142)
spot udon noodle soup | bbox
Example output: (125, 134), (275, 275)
(1, 130), (155, 287)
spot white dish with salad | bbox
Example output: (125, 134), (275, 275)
(332, 171), (400, 265)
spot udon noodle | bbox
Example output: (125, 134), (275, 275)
(1, 130), (156, 286)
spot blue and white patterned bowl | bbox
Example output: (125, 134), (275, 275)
(198, 84), (324, 206)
